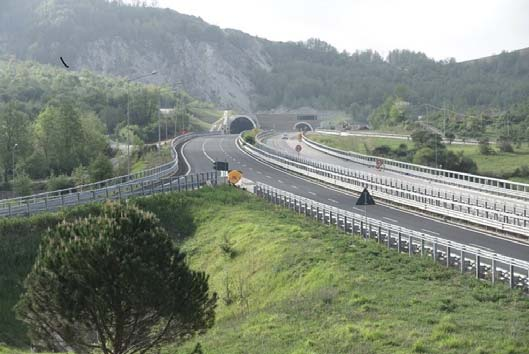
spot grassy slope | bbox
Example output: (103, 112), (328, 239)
(2, 188), (529, 353)
(310, 134), (529, 184)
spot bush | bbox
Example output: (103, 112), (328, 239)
(372, 145), (392, 156)
(89, 153), (113, 182)
(46, 174), (74, 192)
(497, 136), (514, 153)
(12, 173), (33, 196)
(478, 138), (492, 155)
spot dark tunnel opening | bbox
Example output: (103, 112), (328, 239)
(294, 122), (313, 132)
(230, 116), (256, 134)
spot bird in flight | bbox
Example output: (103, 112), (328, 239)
(60, 57), (70, 68)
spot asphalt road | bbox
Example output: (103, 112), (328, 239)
(265, 133), (528, 210)
(182, 134), (529, 262)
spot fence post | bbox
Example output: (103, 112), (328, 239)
(510, 264), (515, 288)
(446, 246), (451, 267)
(491, 259), (496, 284)
(460, 250), (465, 273)
(432, 242), (437, 262)
(397, 232), (401, 253)
(476, 255), (480, 279)
(408, 236), (413, 255)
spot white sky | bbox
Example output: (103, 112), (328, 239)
(151, 0), (529, 62)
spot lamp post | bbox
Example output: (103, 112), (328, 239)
(12, 143), (18, 181)
(126, 71), (157, 175)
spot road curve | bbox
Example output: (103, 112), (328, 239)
(182, 134), (529, 262)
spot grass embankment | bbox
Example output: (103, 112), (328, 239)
(2, 187), (529, 353)
(310, 134), (529, 184)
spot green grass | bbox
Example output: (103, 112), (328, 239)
(2, 187), (529, 353)
(310, 134), (529, 184)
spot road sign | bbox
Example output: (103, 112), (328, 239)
(295, 144), (302, 153)
(356, 188), (375, 206)
(213, 161), (229, 171)
(227, 170), (242, 184)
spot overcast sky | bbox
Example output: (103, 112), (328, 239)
(152, 0), (528, 62)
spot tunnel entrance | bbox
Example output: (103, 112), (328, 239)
(230, 116), (256, 134)
(294, 122), (313, 132)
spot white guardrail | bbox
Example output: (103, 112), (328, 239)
(254, 183), (529, 292)
(238, 134), (529, 238)
(304, 133), (529, 201)
(0, 132), (219, 217)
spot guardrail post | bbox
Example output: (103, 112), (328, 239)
(377, 226), (382, 243)
(408, 236), (413, 255)
(432, 242), (437, 262)
(446, 246), (451, 267)
(185, 176), (188, 191)
(343, 215), (348, 232)
(26, 201), (30, 216)
(460, 250), (465, 273)
(491, 259), (496, 284)
(397, 232), (401, 253)
(386, 229), (390, 248)
(509, 264), (515, 288)
(475, 255), (480, 279)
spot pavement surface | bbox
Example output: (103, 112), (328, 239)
(182, 134), (529, 262)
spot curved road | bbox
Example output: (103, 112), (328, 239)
(182, 134), (529, 262)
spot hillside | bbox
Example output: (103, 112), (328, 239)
(1, 0), (529, 116)
(2, 187), (529, 353)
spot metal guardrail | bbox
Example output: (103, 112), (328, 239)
(1, 172), (220, 217)
(303, 133), (529, 200)
(254, 183), (529, 292)
(0, 132), (219, 217)
(240, 136), (529, 237)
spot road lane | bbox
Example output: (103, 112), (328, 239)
(182, 134), (529, 262)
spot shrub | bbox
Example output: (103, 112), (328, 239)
(12, 172), (33, 196)
(16, 201), (217, 353)
(46, 173), (74, 192)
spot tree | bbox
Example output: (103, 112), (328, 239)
(445, 132), (455, 144)
(12, 172), (33, 196)
(16, 201), (217, 354)
(478, 138), (493, 155)
(0, 101), (30, 182)
(413, 147), (435, 166)
(497, 135), (514, 153)
(89, 154), (114, 182)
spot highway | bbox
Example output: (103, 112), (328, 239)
(182, 134), (529, 262)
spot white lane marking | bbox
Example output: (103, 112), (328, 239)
(308, 191), (317, 196)
(278, 180), (284, 183)
(421, 229), (440, 235)
(257, 171), (262, 174)
(233, 136), (529, 249)
(291, 185), (298, 189)
(383, 217), (398, 223)
(201, 139), (215, 163)
(266, 175), (272, 179)
(470, 243), (495, 252)
(249, 167), (254, 170)
(181, 140), (193, 176)
(328, 198), (339, 204)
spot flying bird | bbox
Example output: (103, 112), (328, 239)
(60, 57), (70, 68)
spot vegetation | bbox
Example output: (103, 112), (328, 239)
(310, 133), (529, 182)
(16, 201), (216, 353)
(2, 187), (529, 353)
(242, 128), (260, 145)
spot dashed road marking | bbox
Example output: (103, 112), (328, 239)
(266, 175), (272, 179)
(383, 217), (398, 223)
(291, 185), (298, 189)
(328, 198), (339, 203)
(421, 229), (440, 235)
(278, 180), (284, 183)
(308, 191), (317, 196)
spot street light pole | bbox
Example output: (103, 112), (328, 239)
(12, 143), (18, 181)
(125, 71), (157, 175)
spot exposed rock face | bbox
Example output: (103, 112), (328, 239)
(0, 0), (273, 112)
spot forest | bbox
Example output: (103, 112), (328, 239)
(0, 58), (210, 194)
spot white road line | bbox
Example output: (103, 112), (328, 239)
(383, 217), (398, 223)
(328, 198), (339, 203)
(201, 139), (215, 163)
(470, 243), (495, 252)
(181, 140), (193, 176)
(266, 175), (272, 179)
(278, 180), (284, 183)
(308, 191), (317, 196)
(291, 185), (298, 189)
(421, 229), (440, 235)
(353, 207), (364, 212)
(257, 171), (262, 174)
